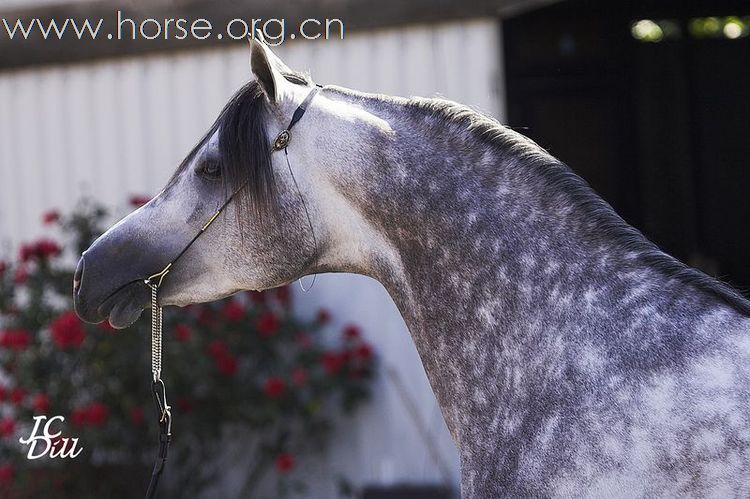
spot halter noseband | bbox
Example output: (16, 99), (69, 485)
(142, 84), (321, 499)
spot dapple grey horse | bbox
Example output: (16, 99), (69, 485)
(74, 38), (750, 497)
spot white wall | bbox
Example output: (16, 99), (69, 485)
(0, 18), (503, 496)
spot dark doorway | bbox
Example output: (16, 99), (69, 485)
(504, 0), (750, 293)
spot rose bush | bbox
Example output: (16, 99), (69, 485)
(0, 199), (376, 498)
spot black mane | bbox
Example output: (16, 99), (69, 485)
(174, 72), (310, 225)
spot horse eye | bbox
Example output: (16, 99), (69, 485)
(200, 159), (222, 179)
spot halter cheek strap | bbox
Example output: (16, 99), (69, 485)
(271, 84), (322, 292)
(271, 85), (321, 151)
(141, 84), (321, 499)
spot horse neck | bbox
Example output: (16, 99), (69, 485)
(330, 92), (744, 446)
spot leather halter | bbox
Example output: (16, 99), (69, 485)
(142, 84), (321, 499)
(145, 84), (322, 291)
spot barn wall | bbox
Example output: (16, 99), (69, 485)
(0, 18), (503, 495)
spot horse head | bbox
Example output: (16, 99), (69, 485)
(73, 38), (388, 328)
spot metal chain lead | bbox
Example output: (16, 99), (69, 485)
(145, 263), (171, 384)
(149, 283), (162, 383)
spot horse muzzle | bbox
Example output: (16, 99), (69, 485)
(73, 252), (151, 329)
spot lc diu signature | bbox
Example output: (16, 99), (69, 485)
(19, 415), (82, 459)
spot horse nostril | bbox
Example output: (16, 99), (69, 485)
(73, 257), (84, 293)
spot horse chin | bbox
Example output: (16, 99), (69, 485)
(97, 283), (148, 330)
(108, 299), (145, 329)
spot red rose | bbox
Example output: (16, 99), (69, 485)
(0, 329), (30, 350)
(343, 325), (360, 340)
(32, 394), (50, 414)
(216, 354), (238, 377)
(256, 311), (280, 337)
(0, 464), (13, 485)
(0, 386), (6, 401)
(356, 344), (374, 361)
(13, 267), (28, 284)
(276, 286), (291, 305)
(71, 407), (87, 427)
(88, 402), (109, 426)
(320, 352), (344, 375)
(42, 210), (60, 225)
(72, 402), (109, 427)
(348, 367), (365, 380)
(0, 418), (15, 437)
(9, 388), (24, 405)
(176, 398), (193, 414)
(129, 195), (151, 207)
(50, 311), (86, 349)
(291, 368), (307, 386)
(263, 377), (285, 398)
(38, 239), (61, 259)
(19, 239), (61, 263)
(275, 453), (295, 473)
(247, 290), (266, 305)
(208, 340), (228, 359)
(222, 300), (245, 322)
(174, 324), (191, 342)
(131, 407), (144, 425)
(19, 244), (33, 263)
(209, 339), (238, 377)
(316, 308), (331, 324)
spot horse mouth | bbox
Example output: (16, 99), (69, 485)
(96, 282), (148, 329)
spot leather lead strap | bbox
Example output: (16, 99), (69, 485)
(145, 379), (171, 499)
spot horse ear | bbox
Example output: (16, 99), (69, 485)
(249, 31), (293, 104)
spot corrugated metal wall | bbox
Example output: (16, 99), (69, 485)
(0, 18), (503, 495)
